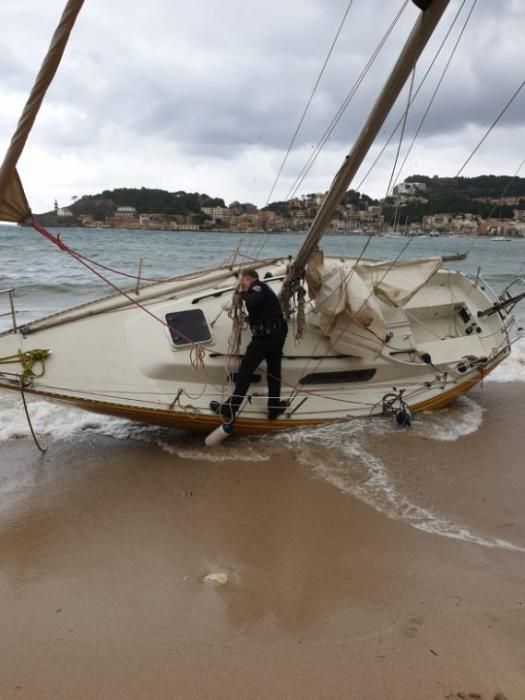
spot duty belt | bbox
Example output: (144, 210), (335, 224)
(250, 318), (286, 337)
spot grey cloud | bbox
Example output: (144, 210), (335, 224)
(1, 0), (524, 208)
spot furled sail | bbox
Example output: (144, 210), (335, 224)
(0, 169), (30, 223)
(306, 256), (442, 358)
(0, 0), (85, 224)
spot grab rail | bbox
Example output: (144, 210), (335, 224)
(0, 288), (17, 331)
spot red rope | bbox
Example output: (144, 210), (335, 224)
(65, 249), (161, 282)
(29, 219), (376, 408)
(30, 219), (197, 346)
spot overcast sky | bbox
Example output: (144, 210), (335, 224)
(1, 0), (524, 212)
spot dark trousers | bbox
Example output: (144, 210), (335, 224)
(228, 331), (287, 412)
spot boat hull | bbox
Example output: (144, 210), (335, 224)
(0, 349), (507, 436)
(0, 256), (514, 438)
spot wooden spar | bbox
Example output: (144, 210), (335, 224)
(0, 0), (84, 210)
(284, 0), (451, 286)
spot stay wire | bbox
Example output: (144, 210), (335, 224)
(285, 0), (409, 204)
(264, 0), (355, 207)
(391, 0), (478, 190)
(356, 0), (469, 192)
(248, 0), (408, 264)
(385, 65), (416, 199)
(485, 154), (525, 221)
(456, 76), (525, 178)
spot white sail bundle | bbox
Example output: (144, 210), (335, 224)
(307, 256), (442, 357)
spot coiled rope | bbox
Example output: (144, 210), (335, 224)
(0, 349), (50, 453)
(0, 348), (50, 377)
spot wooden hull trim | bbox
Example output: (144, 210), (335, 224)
(0, 353), (506, 437)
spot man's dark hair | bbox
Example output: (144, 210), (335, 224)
(240, 268), (259, 280)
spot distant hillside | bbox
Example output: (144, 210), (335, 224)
(32, 175), (525, 228)
(405, 174), (525, 200)
(384, 174), (525, 224)
(35, 187), (229, 226)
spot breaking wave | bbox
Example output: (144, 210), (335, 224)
(0, 392), (268, 463)
(486, 337), (525, 383)
(269, 398), (524, 553)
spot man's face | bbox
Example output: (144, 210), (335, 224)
(240, 275), (256, 291)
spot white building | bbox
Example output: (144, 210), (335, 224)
(202, 207), (230, 223)
(114, 206), (137, 219)
(393, 181), (427, 197)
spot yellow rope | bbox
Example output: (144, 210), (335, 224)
(0, 349), (50, 378)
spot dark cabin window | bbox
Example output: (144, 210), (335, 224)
(299, 368), (376, 385)
(165, 310), (212, 347)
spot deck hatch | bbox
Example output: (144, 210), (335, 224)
(299, 368), (377, 385)
(165, 309), (212, 347)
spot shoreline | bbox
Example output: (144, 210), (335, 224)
(15, 222), (525, 239)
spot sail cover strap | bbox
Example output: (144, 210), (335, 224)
(0, 0), (85, 222)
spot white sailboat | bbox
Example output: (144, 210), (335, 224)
(0, 0), (523, 443)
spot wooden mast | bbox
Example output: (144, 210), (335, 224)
(282, 0), (451, 302)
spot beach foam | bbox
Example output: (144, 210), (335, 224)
(486, 337), (525, 382)
(272, 403), (524, 553)
(0, 392), (268, 463)
(0, 391), (130, 443)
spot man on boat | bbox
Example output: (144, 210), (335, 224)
(210, 269), (288, 421)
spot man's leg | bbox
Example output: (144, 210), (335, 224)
(226, 338), (264, 414)
(265, 333), (286, 413)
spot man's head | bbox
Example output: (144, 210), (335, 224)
(239, 268), (259, 290)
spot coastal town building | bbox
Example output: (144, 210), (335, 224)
(114, 206), (137, 220)
(202, 206), (230, 224)
(393, 181), (427, 197)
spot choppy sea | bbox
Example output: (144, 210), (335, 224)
(1, 226), (524, 550)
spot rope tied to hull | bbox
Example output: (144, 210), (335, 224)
(227, 290), (245, 357)
(0, 348), (50, 378)
(0, 350), (50, 453)
(19, 379), (47, 454)
(0, 351), (50, 453)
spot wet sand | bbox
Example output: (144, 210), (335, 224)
(0, 383), (524, 699)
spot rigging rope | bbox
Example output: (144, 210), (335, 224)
(356, 0), (469, 191)
(391, 0), (478, 189)
(385, 65), (416, 199)
(248, 0), (409, 265)
(63, 247), (161, 282)
(456, 76), (525, 178)
(20, 380), (47, 454)
(285, 1), (409, 203)
(0, 349), (50, 377)
(485, 155), (525, 221)
(264, 0), (355, 206)
(30, 219), (207, 369)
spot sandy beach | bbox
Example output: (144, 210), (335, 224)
(0, 380), (523, 699)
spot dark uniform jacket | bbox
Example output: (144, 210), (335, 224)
(241, 280), (285, 335)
